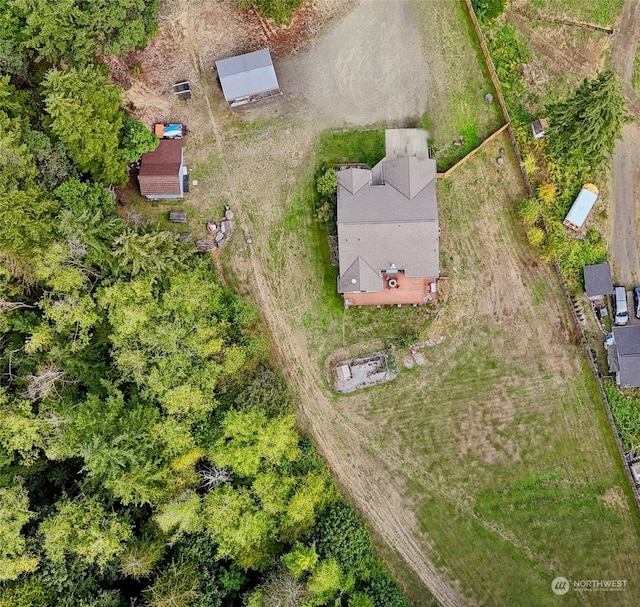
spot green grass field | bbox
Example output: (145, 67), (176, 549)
(413, 0), (505, 171)
(529, 0), (622, 26)
(238, 128), (640, 605)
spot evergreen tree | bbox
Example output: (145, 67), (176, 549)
(43, 66), (126, 185)
(545, 71), (631, 172)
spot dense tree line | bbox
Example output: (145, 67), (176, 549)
(0, 2), (411, 606)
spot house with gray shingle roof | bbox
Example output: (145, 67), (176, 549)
(583, 263), (614, 302)
(336, 129), (439, 306)
(610, 325), (640, 388)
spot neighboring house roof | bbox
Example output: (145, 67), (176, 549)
(139, 140), (183, 197)
(337, 131), (439, 294)
(613, 325), (640, 388)
(583, 263), (614, 298)
(216, 48), (279, 103)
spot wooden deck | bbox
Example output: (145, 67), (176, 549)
(344, 272), (436, 306)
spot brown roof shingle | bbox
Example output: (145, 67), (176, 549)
(139, 140), (183, 197)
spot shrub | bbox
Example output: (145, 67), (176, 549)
(517, 197), (543, 229)
(526, 226), (546, 249)
(309, 502), (374, 572)
(236, 0), (303, 25)
(314, 168), (338, 232)
(604, 382), (640, 451)
(473, 0), (507, 21)
(364, 562), (410, 607)
(487, 25), (532, 119)
(317, 168), (338, 197)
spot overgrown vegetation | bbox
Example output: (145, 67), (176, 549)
(605, 381), (640, 452)
(484, 16), (627, 290)
(0, 7), (410, 607)
(517, 71), (629, 290)
(486, 24), (533, 124)
(236, 0), (303, 25)
(471, 0), (507, 22)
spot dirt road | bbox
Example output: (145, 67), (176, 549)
(610, 0), (640, 285)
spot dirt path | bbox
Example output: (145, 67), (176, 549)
(610, 0), (640, 285)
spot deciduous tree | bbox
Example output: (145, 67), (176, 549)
(0, 482), (39, 581)
(145, 559), (200, 607)
(282, 543), (318, 578)
(202, 485), (272, 569)
(211, 410), (299, 478)
(39, 495), (132, 568)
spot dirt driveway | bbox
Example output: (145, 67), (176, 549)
(277, 0), (428, 126)
(609, 0), (640, 286)
(114, 0), (426, 129)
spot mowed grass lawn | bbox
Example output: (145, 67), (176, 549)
(252, 128), (640, 605)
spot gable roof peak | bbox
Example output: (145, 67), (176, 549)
(382, 155), (436, 199)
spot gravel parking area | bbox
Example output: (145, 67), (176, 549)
(277, 0), (428, 126)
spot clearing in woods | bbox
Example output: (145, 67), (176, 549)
(115, 0), (640, 605)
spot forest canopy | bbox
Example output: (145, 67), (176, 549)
(0, 2), (410, 606)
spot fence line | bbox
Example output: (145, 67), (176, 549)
(554, 263), (640, 508)
(462, 0), (533, 196)
(461, 0), (640, 509)
(436, 123), (509, 179)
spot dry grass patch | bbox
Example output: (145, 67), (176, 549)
(334, 134), (640, 605)
(506, 9), (611, 108)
